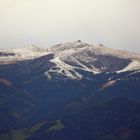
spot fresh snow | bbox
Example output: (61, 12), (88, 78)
(0, 45), (49, 63)
(47, 58), (83, 79)
(117, 60), (140, 73)
(0, 41), (140, 79)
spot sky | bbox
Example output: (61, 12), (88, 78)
(0, 0), (140, 52)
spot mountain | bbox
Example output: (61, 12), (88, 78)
(1, 41), (140, 78)
(0, 41), (140, 140)
(51, 41), (140, 69)
(0, 45), (49, 64)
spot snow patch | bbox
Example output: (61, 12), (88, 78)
(117, 60), (140, 73)
(46, 58), (83, 79)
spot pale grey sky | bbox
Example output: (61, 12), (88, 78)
(0, 0), (140, 52)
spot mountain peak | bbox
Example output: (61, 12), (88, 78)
(48, 41), (140, 76)
(0, 41), (140, 78)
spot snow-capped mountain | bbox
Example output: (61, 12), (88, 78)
(0, 41), (140, 79)
(49, 41), (140, 72)
(0, 45), (49, 64)
(0, 41), (140, 140)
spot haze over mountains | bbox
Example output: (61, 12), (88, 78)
(0, 41), (140, 140)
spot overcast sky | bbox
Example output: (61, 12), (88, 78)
(0, 0), (140, 52)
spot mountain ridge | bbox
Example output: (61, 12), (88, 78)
(0, 41), (140, 140)
(0, 41), (140, 79)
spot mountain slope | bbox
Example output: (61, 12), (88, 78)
(48, 41), (140, 74)
(0, 45), (49, 64)
(1, 41), (140, 79)
(0, 42), (140, 140)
